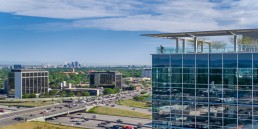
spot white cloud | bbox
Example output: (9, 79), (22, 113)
(1, 0), (258, 32)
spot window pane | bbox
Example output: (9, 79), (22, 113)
(223, 53), (237, 68)
(209, 54), (222, 68)
(171, 74), (182, 83)
(171, 54), (182, 67)
(254, 53), (258, 68)
(183, 54), (195, 67)
(183, 74), (195, 83)
(159, 55), (170, 67)
(152, 55), (159, 67)
(196, 54), (208, 67)
(238, 53), (252, 68)
(196, 74), (208, 84)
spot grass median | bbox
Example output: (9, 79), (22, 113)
(116, 99), (151, 109)
(87, 106), (151, 119)
(0, 121), (85, 129)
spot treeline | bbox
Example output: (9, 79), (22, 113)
(0, 69), (9, 89)
(47, 68), (141, 89)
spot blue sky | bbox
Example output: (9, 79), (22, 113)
(0, 0), (258, 65)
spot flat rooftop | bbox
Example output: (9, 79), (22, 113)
(143, 28), (258, 54)
(11, 69), (48, 72)
(142, 28), (258, 38)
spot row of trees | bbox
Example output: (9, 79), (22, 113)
(59, 91), (90, 97)
(38, 90), (91, 98)
(103, 88), (120, 95)
(47, 68), (142, 89)
(48, 72), (89, 89)
(187, 36), (257, 51)
(22, 93), (36, 98)
(133, 94), (151, 102)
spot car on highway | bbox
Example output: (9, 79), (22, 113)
(46, 108), (51, 110)
(76, 122), (81, 125)
(50, 117), (57, 120)
(14, 117), (25, 121)
(97, 123), (105, 127)
(84, 118), (90, 121)
(29, 114), (35, 117)
(116, 119), (123, 123)
(92, 115), (96, 119)
(113, 125), (123, 129)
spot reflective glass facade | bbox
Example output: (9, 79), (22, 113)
(152, 53), (258, 129)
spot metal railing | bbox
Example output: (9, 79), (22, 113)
(156, 44), (258, 54)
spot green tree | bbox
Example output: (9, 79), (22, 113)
(210, 41), (226, 51)
(114, 87), (120, 93)
(140, 91), (147, 94)
(229, 36), (256, 45)
(68, 92), (75, 97)
(103, 88), (115, 95)
(76, 92), (81, 96)
(28, 94), (36, 98)
(82, 91), (90, 96)
(22, 94), (29, 98)
(60, 91), (66, 97)
(49, 90), (59, 96)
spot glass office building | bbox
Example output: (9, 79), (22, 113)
(7, 69), (48, 99)
(146, 29), (258, 129)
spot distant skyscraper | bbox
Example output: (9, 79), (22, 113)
(71, 62), (75, 68)
(75, 61), (79, 68)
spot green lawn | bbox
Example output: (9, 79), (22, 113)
(0, 100), (59, 107)
(87, 106), (151, 119)
(116, 99), (151, 109)
(0, 121), (85, 129)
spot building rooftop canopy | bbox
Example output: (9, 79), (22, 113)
(142, 28), (258, 38)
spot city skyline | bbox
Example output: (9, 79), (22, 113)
(1, 0), (258, 65)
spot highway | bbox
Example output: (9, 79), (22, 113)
(0, 90), (146, 128)
(48, 113), (152, 129)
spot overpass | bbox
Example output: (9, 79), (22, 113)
(27, 105), (88, 122)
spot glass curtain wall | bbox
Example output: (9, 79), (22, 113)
(152, 53), (257, 129)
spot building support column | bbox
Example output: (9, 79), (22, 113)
(182, 39), (186, 53)
(201, 41), (204, 53)
(234, 35), (237, 52)
(194, 37), (197, 53)
(176, 38), (179, 53)
(208, 43), (211, 53)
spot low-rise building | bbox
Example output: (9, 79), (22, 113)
(89, 71), (122, 89)
(6, 69), (49, 99)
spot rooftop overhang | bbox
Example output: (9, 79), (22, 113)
(142, 28), (258, 38)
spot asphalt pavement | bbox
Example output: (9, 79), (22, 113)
(0, 90), (150, 128)
(48, 113), (152, 129)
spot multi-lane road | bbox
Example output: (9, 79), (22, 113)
(48, 113), (152, 129)
(0, 90), (147, 128)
